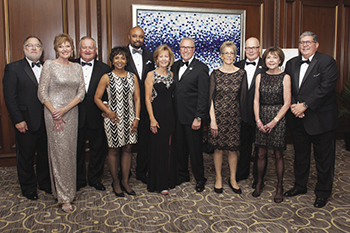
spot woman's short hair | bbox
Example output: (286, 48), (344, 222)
(109, 46), (130, 69)
(220, 41), (237, 56)
(54, 33), (74, 52)
(153, 45), (175, 67)
(261, 47), (285, 68)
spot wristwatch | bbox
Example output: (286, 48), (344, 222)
(196, 117), (201, 122)
(303, 102), (308, 108)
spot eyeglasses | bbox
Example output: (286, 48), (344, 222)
(299, 40), (314, 46)
(180, 46), (195, 50)
(81, 46), (95, 50)
(25, 44), (42, 48)
(245, 46), (259, 51)
(222, 52), (235, 56)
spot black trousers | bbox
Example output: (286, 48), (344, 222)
(136, 109), (150, 178)
(77, 124), (107, 186)
(175, 119), (206, 183)
(291, 120), (336, 199)
(15, 120), (50, 195)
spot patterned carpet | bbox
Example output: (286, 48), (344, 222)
(0, 141), (349, 233)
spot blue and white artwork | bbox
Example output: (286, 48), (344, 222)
(133, 5), (246, 72)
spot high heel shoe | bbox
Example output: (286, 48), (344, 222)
(252, 182), (263, 197)
(274, 186), (284, 203)
(111, 183), (124, 197)
(214, 187), (223, 193)
(120, 182), (136, 196)
(228, 178), (242, 194)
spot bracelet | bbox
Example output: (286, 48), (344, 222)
(135, 117), (140, 120)
(256, 119), (261, 124)
(274, 117), (279, 123)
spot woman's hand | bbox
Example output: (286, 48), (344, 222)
(264, 120), (277, 134)
(52, 107), (67, 121)
(257, 120), (267, 134)
(107, 110), (119, 124)
(130, 119), (139, 134)
(150, 119), (160, 134)
(210, 120), (218, 137)
(53, 119), (64, 132)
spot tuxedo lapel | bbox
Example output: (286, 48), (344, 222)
(172, 62), (180, 83)
(128, 56), (139, 80)
(181, 59), (196, 80)
(22, 59), (38, 86)
(293, 58), (301, 93)
(88, 60), (101, 94)
(250, 58), (263, 90)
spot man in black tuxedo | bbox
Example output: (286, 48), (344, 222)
(284, 31), (338, 208)
(235, 37), (266, 188)
(172, 38), (210, 192)
(72, 36), (111, 191)
(3, 36), (51, 200)
(125, 26), (155, 184)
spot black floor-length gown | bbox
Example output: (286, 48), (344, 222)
(147, 70), (177, 192)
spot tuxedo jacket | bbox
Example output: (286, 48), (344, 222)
(172, 58), (210, 125)
(125, 47), (154, 114)
(285, 51), (338, 135)
(3, 58), (44, 131)
(72, 58), (111, 129)
(235, 58), (265, 126)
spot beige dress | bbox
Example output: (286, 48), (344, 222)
(38, 60), (85, 203)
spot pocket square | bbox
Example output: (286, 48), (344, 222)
(146, 60), (152, 65)
(313, 73), (320, 77)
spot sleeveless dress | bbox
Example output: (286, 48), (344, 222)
(147, 70), (177, 192)
(38, 60), (85, 203)
(255, 72), (287, 150)
(104, 71), (137, 148)
(208, 69), (246, 151)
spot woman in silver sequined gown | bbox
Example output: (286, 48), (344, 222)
(38, 34), (85, 212)
(145, 45), (176, 195)
(94, 46), (140, 197)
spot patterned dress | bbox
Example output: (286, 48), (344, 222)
(147, 70), (177, 192)
(104, 71), (137, 148)
(208, 69), (246, 151)
(38, 60), (85, 203)
(255, 72), (287, 150)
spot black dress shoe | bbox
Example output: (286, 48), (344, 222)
(76, 183), (87, 191)
(177, 177), (190, 185)
(91, 182), (106, 191)
(24, 192), (38, 200)
(136, 175), (148, 184)
(214, 187), (223, 193)
(195, 181), (205, 192)
(283, 187), (307, 197)
(228, 179), (242, 194)
(314, 197), (327, 208)
(111, 183), (124, 197)
(39, 187), (52, 194)
(120, 182), (136, 196)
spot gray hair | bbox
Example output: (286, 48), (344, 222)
(300, 31), (318, 43)
(180, 37), (195, 46)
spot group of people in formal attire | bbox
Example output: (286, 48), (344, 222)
(2, 27), (338, 212)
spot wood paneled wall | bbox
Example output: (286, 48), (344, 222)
(1, 0), (349, 162)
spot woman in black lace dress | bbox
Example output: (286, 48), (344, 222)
(253, 47), (291, 202)
(145, 45), (176, 195)
(208, 41), (247, 194)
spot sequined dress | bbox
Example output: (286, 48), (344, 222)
(208, 69), (246, 151)
(38, 60), (85, 203)
(255, 72), (287, 150)
(147, 70), (177, 192)
(104, 71), (137, 148)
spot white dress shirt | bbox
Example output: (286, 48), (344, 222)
(81, 58), (94, 92)
(244, 57), (259, 89)
(129, 45), (143, 79)
(299, 54), (315, 87)
(179, 56), (194, 80)
(26, 57), (42, 83)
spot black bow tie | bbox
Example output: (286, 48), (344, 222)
(180, 61), (189, 67)
(246, 61), (256, 66)
(132, 48), (143, 55)
(32, 62), (41, 68)
(300, 59), (311, 65)
(82, 62), (92, 67)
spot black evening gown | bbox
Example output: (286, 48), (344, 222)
(147, 70), (177, 192)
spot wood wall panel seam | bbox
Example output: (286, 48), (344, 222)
(4, 0), (10, 64)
